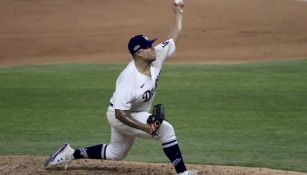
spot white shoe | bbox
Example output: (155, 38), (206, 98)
(178, 171), (192, 175)
(178, 170), (198, 175)
(45, 143), (75, 169)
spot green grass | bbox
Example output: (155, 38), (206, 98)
(0, 60), (307, 172)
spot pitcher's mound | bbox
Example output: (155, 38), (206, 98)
(1, 156), (306, 175)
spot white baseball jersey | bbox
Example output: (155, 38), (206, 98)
(110, 39), (176, 112)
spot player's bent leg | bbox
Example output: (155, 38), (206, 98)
(158, 121), (188, 174)
(63, 129), (133, 162)
(123, 112), (188, 174)
(105, 127), (136, 161)
(142, 121), (189, 174)
(108, 111), (189, 174)
(106, 110), (138, 160)
(72, 127), (135, 161)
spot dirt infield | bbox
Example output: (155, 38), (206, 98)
(1, 0), (307, 66)
(1, 0), (307, 174)
(1, 156), (307, 175)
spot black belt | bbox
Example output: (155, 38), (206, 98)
(109, 103), (113, 107)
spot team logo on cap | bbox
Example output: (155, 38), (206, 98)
(133, 45), (140, 51)
(143, 36), (149, 40)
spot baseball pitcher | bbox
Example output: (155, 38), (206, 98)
(45, 0), (193, 174)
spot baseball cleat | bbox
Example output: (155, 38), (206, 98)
(177, 170), (199, 175)
(177, 171), (191, 175)
(45, 143), (74, 169)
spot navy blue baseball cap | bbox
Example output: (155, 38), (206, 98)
(128, 35), (157, 56)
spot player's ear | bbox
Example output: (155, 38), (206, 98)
(135, 50), (143, 57)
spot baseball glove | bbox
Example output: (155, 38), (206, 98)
(147, 104), (165, 136)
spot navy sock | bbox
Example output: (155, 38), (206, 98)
(162, 140), (187, 173)
(73, 144), (108, 159)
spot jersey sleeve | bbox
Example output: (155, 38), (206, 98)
(154, 39), (176, 64)
(112, 77), (134, 110)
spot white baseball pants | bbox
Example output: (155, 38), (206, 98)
(104, 107), (177, 160)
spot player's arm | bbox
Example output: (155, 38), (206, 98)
(115, 109), (152, 134)
(167, 1), (184, 44)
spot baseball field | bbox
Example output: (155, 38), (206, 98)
(1, 0), (307, 175)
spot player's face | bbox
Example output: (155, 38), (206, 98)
(139, 47), (156, 62)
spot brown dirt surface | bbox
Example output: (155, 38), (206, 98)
(1, 0), (307, 66)
(1, 0), (307, 174)
(1, 156), (307, 175)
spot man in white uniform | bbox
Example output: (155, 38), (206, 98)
(45, 1), (192, 175)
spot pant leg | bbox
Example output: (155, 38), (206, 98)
(72, 110), (136, 161)
(106, 109), (186, 173)
(73, 108), (176, 161)
(105, 127), (136, 161)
